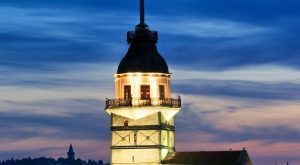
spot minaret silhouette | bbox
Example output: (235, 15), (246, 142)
(67, 144), (75, 160)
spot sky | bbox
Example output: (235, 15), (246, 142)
(0, 0), (300, 165)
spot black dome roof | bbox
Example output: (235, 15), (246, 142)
(117, 26), (169, 74)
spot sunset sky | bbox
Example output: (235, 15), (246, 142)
(1, 0), (300, 165)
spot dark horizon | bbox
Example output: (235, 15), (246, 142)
(0, 156), (109, 165)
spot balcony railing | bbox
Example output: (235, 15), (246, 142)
(105, 97), (181, 110)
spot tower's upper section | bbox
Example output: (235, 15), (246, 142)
(117, 0), (169, 74)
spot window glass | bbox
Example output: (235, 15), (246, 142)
(141, 85), (150, 99)
(159, 85), (165, 99)
(124, 85), (131, 99)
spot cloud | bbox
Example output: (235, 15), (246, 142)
(0, 138), (110, 161)
(154, 18), (268, 38)
(174, 80), (300, 100)
(1, 62), (300, 165)
(0, 98), (109, 137)
(175, 139), (300, 165)
(0, 6), (130, 65)
(0, 98), (110, 161)
(172, 65), (300, 82)
(178, 94), (300, 133)
(1, 1), (300, 165)
(1, 2), (300, 70)
(170, 65), (300, 101)
(0, 63), (116, 88)
(175, 95), (300, 165)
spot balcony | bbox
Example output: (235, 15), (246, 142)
(105, 97), (181, 110)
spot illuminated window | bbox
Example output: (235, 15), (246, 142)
(141, 85), (150, 99)
(159, 85), (165, 99)
(124, 85), (131, 100)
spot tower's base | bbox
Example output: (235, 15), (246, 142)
(111, 148), (170, 165)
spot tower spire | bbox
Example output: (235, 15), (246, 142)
(67, 144), (75, 160)
(140, 0), (145, 25)
(137, 0), (148, 27)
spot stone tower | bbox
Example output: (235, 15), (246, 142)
(104, 0), (181, 164)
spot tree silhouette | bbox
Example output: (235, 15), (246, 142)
(0, 157), (109, 165)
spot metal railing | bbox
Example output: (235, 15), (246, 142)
(105, 97), (181, 110)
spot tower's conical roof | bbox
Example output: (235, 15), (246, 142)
(117, 0), (169, 74)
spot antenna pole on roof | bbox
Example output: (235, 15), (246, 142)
(140, 0), (145, 25)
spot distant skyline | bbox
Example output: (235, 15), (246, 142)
(0, 1), (300, 165)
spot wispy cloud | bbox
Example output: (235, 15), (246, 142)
(175, 94), (300, 165)
(0, 98), (110, 160)
(153, 17), (268, 38)
(0, 138), (110, 161)
(179, 94), (300, 132)
(172, 65), (300, 82)
(175, 139), (300, 165)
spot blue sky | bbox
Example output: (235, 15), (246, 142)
(0, 1), (300, 165)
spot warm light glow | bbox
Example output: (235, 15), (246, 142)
(161, 149), (169, 161)
(150, 76), (158, 101)
(106, 106), (180, 120)
(128, 73), (142, 106)
(114, 72), (172, 100)
(110, 72), (178, 165)
(111, 149), (161, 164)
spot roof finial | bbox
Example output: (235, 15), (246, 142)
(137, 0), (148, 27)
(140, 0), (145, 25)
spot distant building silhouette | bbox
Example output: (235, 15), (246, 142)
(67, 144), (75, 160)
(0, 145), (109, 165)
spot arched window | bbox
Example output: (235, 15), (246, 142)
(124, 120), (128, 127)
